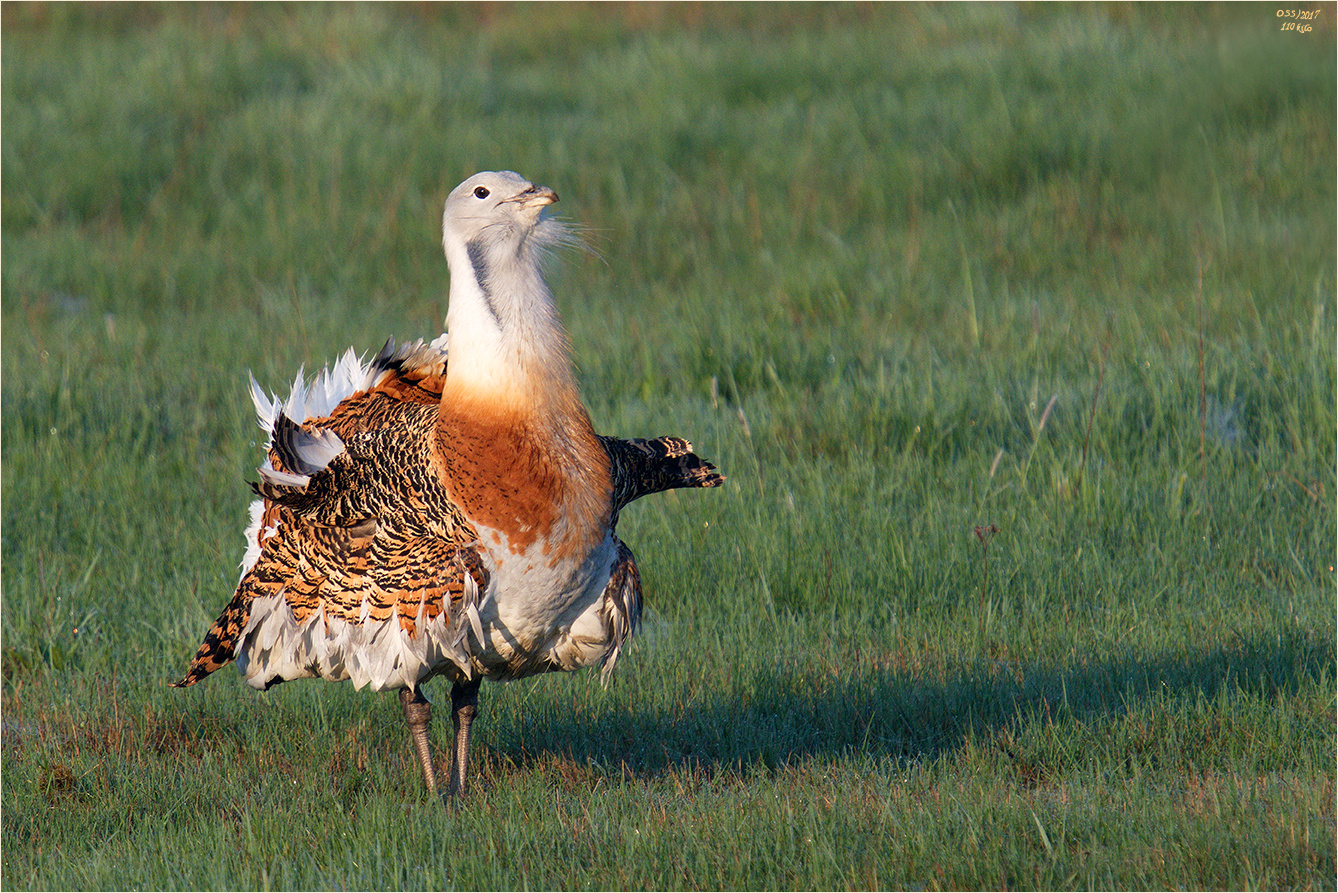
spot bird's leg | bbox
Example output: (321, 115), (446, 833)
(446, 679), (481, 800)
(399, 685), (437, 795)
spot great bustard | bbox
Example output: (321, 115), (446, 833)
(174, 171), (723, 800)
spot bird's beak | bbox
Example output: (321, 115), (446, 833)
(515, 185), (559, 209)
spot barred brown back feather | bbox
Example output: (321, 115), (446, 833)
(172, 590), (251, 687)
(173, 341), (484, 689)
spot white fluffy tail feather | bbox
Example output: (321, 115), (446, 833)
(248, 335), (450, 444)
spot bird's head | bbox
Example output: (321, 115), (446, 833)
(439, 171), (580, 405)
(442, 170), (561, 254)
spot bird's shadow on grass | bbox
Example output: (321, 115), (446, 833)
(490, 627), (1333, 783)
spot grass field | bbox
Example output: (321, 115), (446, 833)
(2, 3), (1335, 889)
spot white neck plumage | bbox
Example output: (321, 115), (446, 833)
(441, 228), (580, 415)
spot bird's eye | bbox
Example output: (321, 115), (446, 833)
(473, 186), (490, 199)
